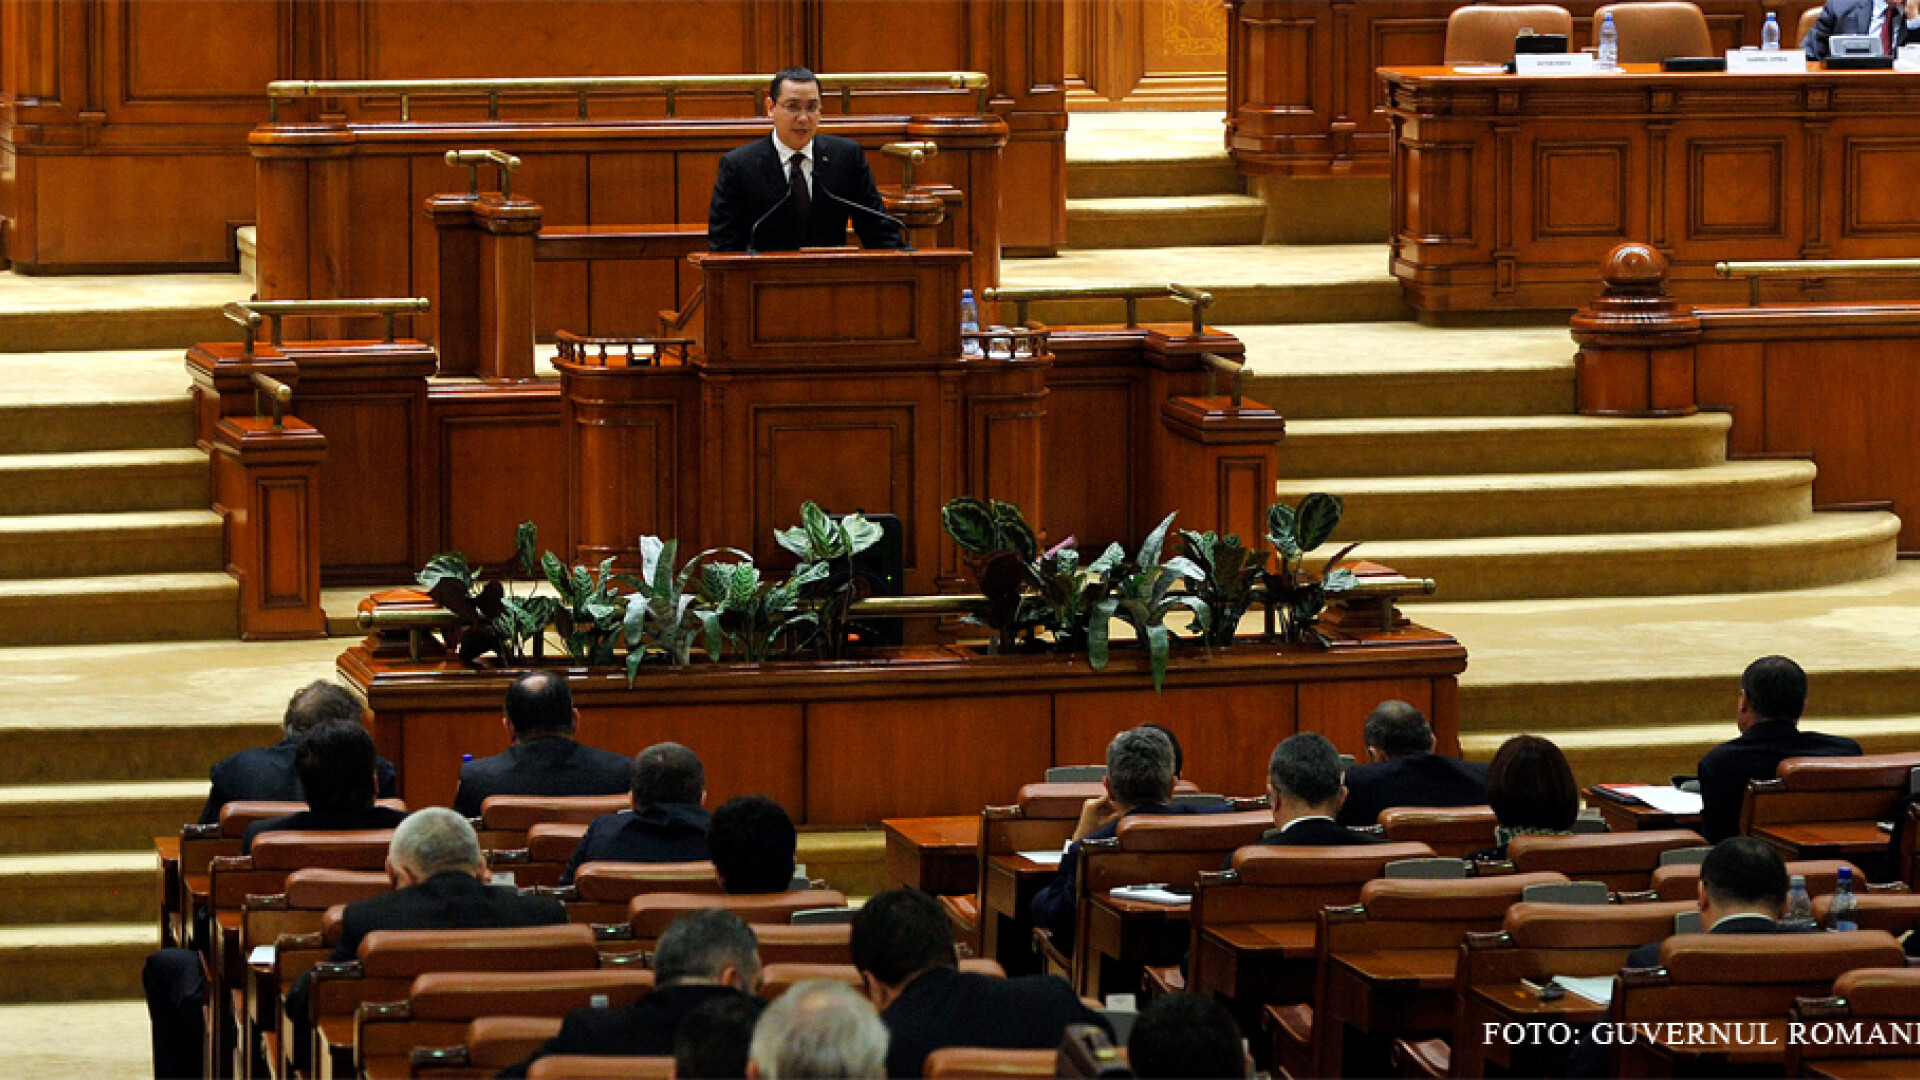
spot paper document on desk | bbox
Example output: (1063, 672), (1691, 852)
(248, 945), (276, 967)
(1552, 975), (1615, 1005)
(1607, 785), (1702, 815)
(1017, 850), (1064, 867)
(1110, 885), (1190, 906)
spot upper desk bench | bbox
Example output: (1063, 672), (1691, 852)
(1378, 63), (1920, 314)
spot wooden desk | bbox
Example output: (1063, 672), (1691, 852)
(156, 836), (181, 948)
(882, 816), (980, 896)
(1632, 1017), (1790, 1071)
(1323, 949), (1458, 1076)
(1464, 982), (1610, 1074)
(1082, 893), (1193, 998)
(1190, 920), (1318, 1004)
(982, 853), (1061, 972)
(1380, 64), (1920, 314)
(1755, 821), (1892, 861)
(1585, 787), (1703, 834)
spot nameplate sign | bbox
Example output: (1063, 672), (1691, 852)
(1515, 54), (1597, 76)
(1727, 50), (1808, 74)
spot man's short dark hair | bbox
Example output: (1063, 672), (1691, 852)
(768, 66), (820, 103)
(1107, 726), (1176, 808)
(1700, 837), (1790, 908)
(295, 720), (378, 813)
(1742, 655), (1808, 723)
(1128, 993), (1248, 1079)
(633, 743), (704, 807)
(850, 888), (958, 987)
(1268, 732), (1343, 806)
(284, 681), (361, 737)
(503, 671), (574, 736)
(652, 908), (761, 985)
(1140, 721), (1184, 777)
(1363, 700), (1434, 758)
(675, 992), (763, 1079)
(708, 794), (797, 894)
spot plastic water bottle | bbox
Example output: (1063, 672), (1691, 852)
(1597, 14), (1619, 71)
(1828, 866), (1860, 931)
(1784, 874), (1814, 930)
(1762, 12), (1782, 51)
(960, 289), (983, 357)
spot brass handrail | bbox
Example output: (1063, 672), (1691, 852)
(982, 284), (1216, 335)
(1198, 351), (1246, 409)
(250, 372), (292, 430)
(1715, 259), (1920, 307)
(554, 330), (695, 367)
(223, 298), (432, 355)
(445, 149), (521, 198)
(266, 72), (992, 123)
(882, 141), (939, 188)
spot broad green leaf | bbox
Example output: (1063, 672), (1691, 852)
(541, 551), (572, 601)
(1162, 555), (1205, 582)
(839, 513), (883, 556)
(417, 551), (476, 591)
(1138, 511), (1178, 569)
(1295, 493), (1344, 552)
(1178, 529), (1215, 569)
(1267, 502), (1302, 560)
(513, 522), (539, 577)
(1088, 597), (1119, 671)
(1088, 543), (1125, 575)
(1323, 567), (1360, 593)
(698, 611), (725, 662)
(941, 497), (997, 554)
(1145, 623), (1171, 692)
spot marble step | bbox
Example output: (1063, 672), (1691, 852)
(0, 925), (152, 1003)
(0, 510), (223, 579)
(0, 719), (272, 787)
(0, 853), (158, 926)
(1066, 194), (1267, 248)
(1369, 512), (1900, 602)
(0, 272), (248, 353)
(999, 246), (1407, 325)
(1232, 322), (1576, 419)
(0, 398), (194, 456)
(0, 448), (209, 516)
(1282, 461), (1817, 541)
(1275, 413), (1733, 479)
(0, 780), (204, 855)
(1067, 153), (1243, 200)
(0, 573), (238, 646)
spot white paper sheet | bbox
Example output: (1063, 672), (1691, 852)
(1017, 850), (1064, 866)
(1552, 975), (1616, 1006)
(1110, 885), (1190, 906)
(1605, 785), (1703, 815)
(248, 945), (276, 967)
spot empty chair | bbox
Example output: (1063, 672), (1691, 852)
(1740, 752), (1920, 873)
(923, 1047), (1056, 1079)
(560, 860), (724, 923)
(1384, 857), (1470, 880)
(1380, 805), (1498, 859)
(1045, 765), (1106, 783)
(1507, 829), (1706, 893)
(624, 890), (849, 947)
(356, 968), (654, 1078)
(1443, 4), (1575, 64)
(413, 1015), (563, 1077)
(1520, 880), (1610, 905)
(477, 793), (630, 850)
(1788, 967), (1920, 1077)
(1610, 930), (1907, 1075)
(1651, 858), (1862, 902)
(1591, 2), (1713, 63)
(755, 924), (855, 965)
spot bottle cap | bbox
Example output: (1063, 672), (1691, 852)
(1838, 865), (1853, 879)
(1790, 874), (1806, 886)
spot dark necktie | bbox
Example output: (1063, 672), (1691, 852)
(1884, 2), (1900, 53)
(788, 154), (811, 232)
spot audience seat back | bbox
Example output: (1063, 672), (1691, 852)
(1507, 829), (1705, 893)
(1442, 4), (1574, 64)
(923, 1046), (1057, 1078)
(410, 1015), (563, 1078)
(1787, 966), (1920, 1074)
(1742, 752), (1920, 831)
(219, 800), (308, 838)
(627, 890), (848, 942)
(481, 794), (629, 832)
(1621, 932), (1904, 1026)
(357, 968), (653, 1076)
(755, 923), (854, 965)
(1831, 967), (1920, 1017)
(1813, 892), (1920, 934)
(1591, 1), (1712, 62)
(563, 861), (724, 923)
(526, 1056), (674, 1080)
(755, 957), (1004, 1001)
(1797, 5), (1819, 49)
(1379, 805), (1498, 859)
(1652, 858), (1860, 902)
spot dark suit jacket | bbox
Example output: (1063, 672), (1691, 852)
(200, 737), (399, 824)
(1805, 0), (1918, 57)
(284, 872), (566, 1045)
(498, 984), (760, 1079)
(1696, 720), (1861, 841)
(1258, 816), (1389, 847)
(559, 802), (711, 885)
(451, 737), (632, 819)
(1336, 753), (1491, 827)
(241, 804), (409, 853)
(707, 133), (905, 252)
(880, 966), (1111, 1080)
(1029, 801), (1221, 946)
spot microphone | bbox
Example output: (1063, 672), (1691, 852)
(745, 184), (793, 255)
(821, 186), (915, 252)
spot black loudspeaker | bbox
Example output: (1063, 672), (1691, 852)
(831, 511), (904, 646)
(1662, 56), (1727, 72)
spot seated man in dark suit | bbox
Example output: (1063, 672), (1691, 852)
(674, 994), (765, 1080)
(283, 808), (566, 1073)
(1030, 726), (1205, 946)
(1262, 732), (1386, 846)
(500, 908), (765, 1078)
(708, 793), (799, 894)
(1804, 0), (1919, 59)
(199, 680), (397, 823)
(1568, 838), (1796, 1077)
(1337, 700), (1489, 827)
(451, 670), (631, 818)
(854, 887), (1107, 1078)
(559, 741), (710, 885)
(1128, 993), (1253, 1079)
(708, 66), (905, 252)
(1697, 655), (1861, 842)
(243, 719), (410, 852)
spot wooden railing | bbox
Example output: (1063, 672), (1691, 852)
(1715, 259), (1920, 307)
(266, 72), (993, 123)
(222, 298), (431, 357)
(983, 283), (1216, 334)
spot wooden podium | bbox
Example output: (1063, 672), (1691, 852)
(564, 248), (1048, 592)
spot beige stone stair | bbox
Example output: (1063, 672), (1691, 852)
(999, 245), (1407, 325)
(0, 854), (158, 926)
(0, 925), (152, 1003)
(1067, 194), (1268, 248)
(1063, 112), (1263, 248)
(1275, 414), (1735, 478)
(0, 511), (224, 579)
(0, 780), (206, 855)
(0, 449), (209, 515)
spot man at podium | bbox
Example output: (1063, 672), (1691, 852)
(708, 66), (906, 253)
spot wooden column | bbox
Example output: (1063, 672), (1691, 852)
(424, 193), (483, 375)
(474, 196), (542, 381)
(1156, 396), (1286, 544)
(211, 416), (327, 640)
(1572, 243), (1701, 418)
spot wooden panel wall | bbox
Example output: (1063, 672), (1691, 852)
(0, 0), (1067, 270)
(1067, 0), (1229, 110)
(1227, 0), (1820, 178)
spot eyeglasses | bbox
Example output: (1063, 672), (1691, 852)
(775, 99), (822, 116)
